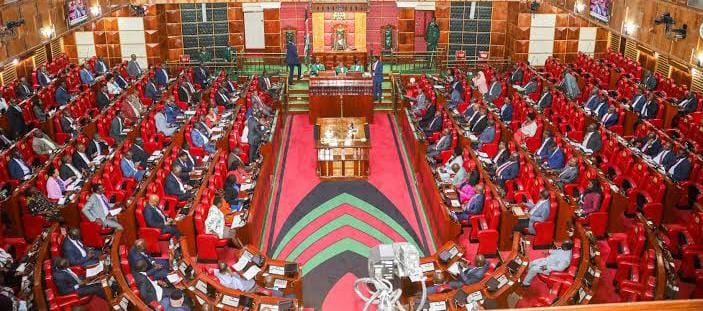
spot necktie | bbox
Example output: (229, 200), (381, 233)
(497, 162), (512, 176)
(57, 178), (65, 193)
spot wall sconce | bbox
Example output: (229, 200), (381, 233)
(574, 2), (586, 14)
(12, 59), (19, 66)
(90, 6), (101, 17)
(623, 22), (638, 36)
(654, 52), (660, 58)
(696, 52), (703, 67)
(40, 26), (55, 38)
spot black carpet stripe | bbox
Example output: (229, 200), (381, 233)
(386, 113), (429, 253)
(301, 251), (369, 308)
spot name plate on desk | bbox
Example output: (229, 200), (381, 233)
(259, 304), (279, 311)
(195, 280), (208, 294)
(429, 301), (447, 311)
(221, 295), (240, 307)
(268, 265), (285, 275)
(420, 262), (435, 273)
(274, 279), (288, 289)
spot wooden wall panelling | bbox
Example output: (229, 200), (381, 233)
(435, 1), (450, 53)
(263, 8), (281, 53)
(490, 1), (508, 58)
(397, 7), (415, 53)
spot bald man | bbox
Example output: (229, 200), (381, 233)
(143, 194), (181, 239)
(128, 239), (171, 280)
(427, 255), (490, 293)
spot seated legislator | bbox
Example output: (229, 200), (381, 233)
(427, 255), (489, 294)
(495, 153), (520, 187)
(165, 165), (193, 201)
(106, 75), (122, 96)
(109, 110), (127, 144)
(120, 151), (145, 182)
(144, 194), (181, 239)
(161, 290), (191, 311)
(457, 178), (477, 203)
(87, 133), (110, 160)
(556, 158), (579, 190)
(468, 108), (489, 137)
(513, 113), (537, 144)
(408, 89), (429, 116)
(0, 129), (12, 150)
(6, 100), (28, 139)
(514, 76), (538, 97)
(601, 106), (619, 128)
(462, 102), (480, 124)
(583, 88), (602, 112)
(59, 154), (83, 181)
(122, 93), (144, 121)
(129, 239), (170, 281)
(558, 69), (580, 101)
(132, 138), (151, 165)
(634, 132), (662, 158)
(193, 63), (209, 88)
(62, 228), (101, 268)
(448, 80), (464, 110)
(15, 77), (34, 100)
(472, 71), (488, 96)
(133, 260), (175, 305)
(31, 130), (58, 156)
(579, 123), (602, 154)
(24, 187), (62, 221)
(627, 87), (646, 111)
(500, 97), (514, 124)
(46, 166), (75, 201)
(55, 82), (72, 106)
(175, 152), (195, 181)
(96, 86), (110, 110)
(454, 184), (485, 221)
(484, 73), (503, 104)
(669, 149), (692, 182)
(82, 184), (123, 230)
(522, 240), (573, 286)
(578, 180), (603, 216)
(227, 147), (246, 171)
(490, 142), (509, 167)
(223, 175), (242, 210)
(642, 71), (657, 91)
(535, 86), (553, 109)
(37, 65), (53, 88)
(51, 257), (106, 299)
(535, 131), (555, 161)
(59, 113), (79, 137)
(32, 97), (48, 122)
(190, 121), (216, 154)
(440, 163), (467, 187)
(350, 59), (363, 72)
(94, 57), (108, 75)
(154, 65), (169, 88)
(543, 144), (565, 170)
(422, 111), (443, 137)
(204, 196), (239, 244)
(215, 262), (286, 297)
(155, 110), (178, 137)
(635, 94), (659, 121)
(513, 190), (551, 235)
(8, 151), (32, 181)
(113, 70), (129, 89)
(652, 142), (676, 170)
(426, 128), (452, 159)
(214, 88), (233, 109)
(79, 64), (95, 86)
(510, 64), (524, 84)
(335, 62), (348, 76)
(165, 96), (185, 123)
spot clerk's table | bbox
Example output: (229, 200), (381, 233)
(316, 117), (370, 179)
(308, 72), (374, 123)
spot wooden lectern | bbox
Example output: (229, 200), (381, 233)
(315, 117), (370, 179)
(308, 72), (374, 124)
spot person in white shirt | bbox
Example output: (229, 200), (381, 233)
(31, 130), (58, 155)
(0, 96), (7, 112)
(514, 113), (537, 144)
(106, 75), (122, 96)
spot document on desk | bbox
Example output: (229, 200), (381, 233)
(273, 279), (288, 289)
(109, 208), (122, 216)
(496, 275), (508, 288)
(232, 256), (249, 272)
(420, 262), (435, 273)
(512, 206), (526, 217)
(195, 280), (208, 294)
(240, 183), (254, 191)
(447, 262), (461, 276)
(242, 266), (261, 280)
(429, 301), (447, 311)
(268, 265), (285, 276)
(221, 295), (240, 307)
(86, 262), (104, 278)
(167, 273), (182, 284)
(230, 214), (246, 229)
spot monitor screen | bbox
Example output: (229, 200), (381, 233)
(66, 0), (89, 26)
(590, 0), (612, 23)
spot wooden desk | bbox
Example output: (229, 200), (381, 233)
(312, 50), (368, 69)
(308, 75), (374, 123)
(315, 117), (370, 179)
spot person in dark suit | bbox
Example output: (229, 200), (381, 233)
(113, 70), (128, 89)
(418, 103), (436, 128)
(0, 129), (13, 150)
(601, 106), (619, 128)
(96, 85), (110, 110)
(510, 64), (524, 84)
(79, 64), (95, 86)
(143, 194), (181, 239)
(165, 165), (193, 201)
(653, 142), (676, 170)
(637, 94), (659, 120)
(8, 151), (32, 180)
(6, 101), (27, 139)
(131, 138), (150, 164)
(94, 57), (109, 75)
(59, 155), (83, 181)
(371, 56), (383, 102)
(227, 147), (246, 170)
(535, 131), (555, 161)
(423, 111), (443, 137)
(62, 228), (101, 267)
(643, 71), (657, 91)
(455, 184), (484, 221)
(133, 260), (175, 304)
(492, 142), (509, 167)
(483, 73), (503, 103)
(513, 190), (552, 235)
(109, 110), (127, 144)
(177, 81), (191, 104)
(247, 113), (265, 162)
(469, 109), (488, 135)
(543, 144), (565, 170)
(580, 123), (602, 154)
(59, 112), (78, 137)
(15, 78), (33, 100)
(55, 82), (72, 106)
(673, 91), (699, 127)
(500, 97), (514, 124)
(427, 255), (490, 294)
(175, 152), (194, 180)
(86, 133), (109, 159)
(128, 239), (171, 281)
(72, 143), (92, 172)
(214, 88), (230, 108)
(37, 66), (52, 88)
(634, 132), (662, 157)
(154, 66), (169, 88)
(51, 257), (106, 299)
(516, 76), (538, 96)
(535, 86), (553, 108)
(495, 153), (520, 187)
(193, 63), (209, 88)
(629, 88), (646, 111)
(144, 78), (160, 102)
(557, 158), (579, 190)
(427, 128), (452, 159)
(286, 41), (301, 84)
(668, 149), (691, 182)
